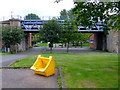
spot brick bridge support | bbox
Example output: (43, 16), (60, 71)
(9, 19), (32, 51)
(24, 33), (32, 49)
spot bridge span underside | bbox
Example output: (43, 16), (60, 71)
(24, 30), (104, 33)
(21, 19), (104, 33)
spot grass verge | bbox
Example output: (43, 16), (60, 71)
(0, 52), (16, 55)
(35, 43), (48, 47)
(10, 53), (118, 88)
(58, 68), (62, 88)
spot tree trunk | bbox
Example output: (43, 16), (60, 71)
(50, 42), (53, 53)
(61, 42), (63, 48)
(8, 48), (10, 52)
(15, 44), (18, 53)
(75, 44), (76, 48)
(50, 46), (52, 53)
(75, 41), (77, 48)
(65, 43), (66, 47)
(67, 42), (69, 53)
(55, 43), (56, 48)
(81, 42), (83, 48)
(76, 41), (78, 46)
(73, 41), (74, 46)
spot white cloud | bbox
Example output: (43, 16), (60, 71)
(0, 0), (74, 20)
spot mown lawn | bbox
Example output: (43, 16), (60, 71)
(10, 53), (118, 88)
(35, 43), (48, 47)
(0, 52), (16, 55)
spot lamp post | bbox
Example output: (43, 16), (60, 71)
(11, 11), (13, 19)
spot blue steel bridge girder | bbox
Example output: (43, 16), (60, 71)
(21, 19), (104, 33)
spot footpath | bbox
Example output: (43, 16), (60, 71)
(2, 47), (44, 67)
(2, 69), (59, 88)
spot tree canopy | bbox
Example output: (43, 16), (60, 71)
(2, 26), (24, 52)
(59, 9), (74, 20)
(25, 13), (41, 20)
(60, 9), (68, 20)
(72, 2), (120, 33)
(39, 19), (62, 52)
(62, 18), (76, 52)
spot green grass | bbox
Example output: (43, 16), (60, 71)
(10, 53), (118, 88)
(35, 43), (48, 47)
(58, 69), (62, 88)
(69, 43), (90, 47)
(82, 43), (89, 47)
(78, 43), (89, 47)
(0, 52), (16, 55)
(36, 43), (89, 47)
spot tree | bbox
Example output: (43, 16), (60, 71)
(25, 13), (41, 20)
(72, 2), (120, 34)
(72, 33), (92, 48)
(32, 33), (40, 45)
(62, 18), (76, 53)
(39, 20), (62, 52)
(59, 9), (75, 20)
(2, 26), (24, 53)
(107, 2), (120, 31)
(107, 12), (120, 31)
(59, 9), (68, 20)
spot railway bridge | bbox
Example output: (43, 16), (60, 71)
(1, 16), (107, 51)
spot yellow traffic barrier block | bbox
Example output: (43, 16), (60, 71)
(30, 55), (55, 77)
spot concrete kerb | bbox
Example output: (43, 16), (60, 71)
(0, 67), (30, 69)
(59, 67), (65, 88)
(7, 47), (46, 67)
(7, 57), (27, 67)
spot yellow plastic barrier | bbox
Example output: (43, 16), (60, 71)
(30, 55), (55, 77)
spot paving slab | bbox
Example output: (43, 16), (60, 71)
(2, 69), (59, 88)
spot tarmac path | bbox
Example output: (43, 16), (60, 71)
(1, 47), (44, 67)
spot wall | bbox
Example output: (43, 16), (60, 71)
(1, 19), (27, 52)
(18, 40), (26, 51)
(94, 33), (104, 50)
(9, 19), (21, 26)
(89, 34), (95, 48)
(107, 30), (119, 53)
(0, 42), (2, 49)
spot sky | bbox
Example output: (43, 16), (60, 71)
(0, 0), (75, 21)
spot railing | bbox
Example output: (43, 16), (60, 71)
(24, 16), (60, 20)
(1, 15), (22, 21)
(1, 15), (61, 21)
